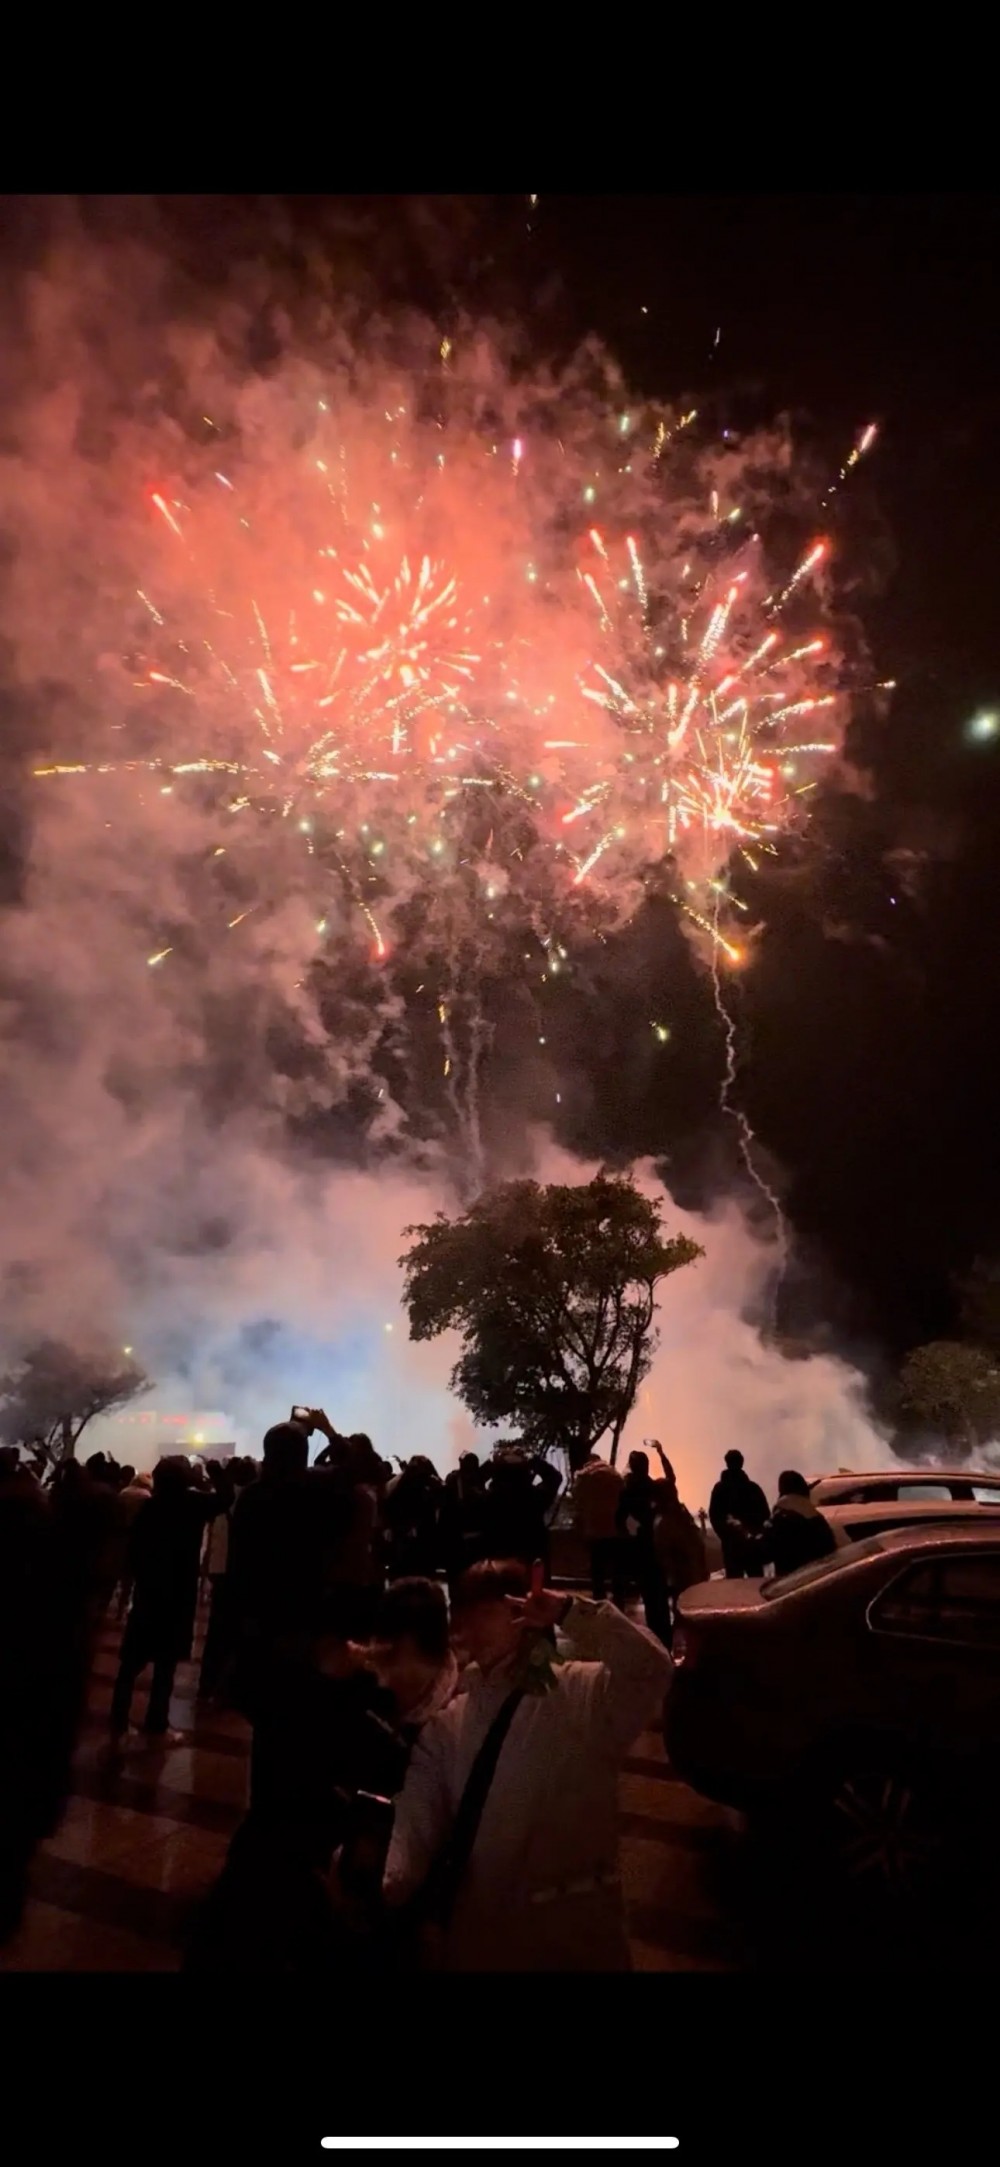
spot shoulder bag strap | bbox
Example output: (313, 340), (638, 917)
(425, 1687), (524, 1928)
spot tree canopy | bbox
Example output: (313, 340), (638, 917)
(400, 1172), (702, 1470)
(898, 1338), (1000, 1459)
(0, 1339), (151, 1468)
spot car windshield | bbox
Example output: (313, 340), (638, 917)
(761, 1535), (886, 1599)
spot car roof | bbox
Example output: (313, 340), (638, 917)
(824, 1498), (1000, 1523)
(839, 1516), (1000, 1547)
(812, 1468), (1000, 1486)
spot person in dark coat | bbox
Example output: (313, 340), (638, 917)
(48, 1456), (124, 1632)
(483, 1449), (561, 1568)
(382, 1457), (443, 1580)
(440, 1452), (490, 1582)
(0, 1455), (89, 1944)
(616, 1448), (667, 1632)
(228, 1421), (369, 1810)
(109, 1457), (218, 1743)
(708, 1449), (769, 1577)
(183, 1577), (456, 1973)
(756, 1470), (837, 1579)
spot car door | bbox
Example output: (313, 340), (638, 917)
(866, 1552), (1000, 1765)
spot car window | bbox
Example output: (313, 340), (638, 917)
(897, 1483), (953, 1502)
(844, 1511), (958, 1542)
(871, 1556), (1000, 1649)
(761, 1536), (886, 1598)
(840, 1517), (896, 1542)
(972, 1486), (1000, 1504)
(870, 1564), (939, 1632)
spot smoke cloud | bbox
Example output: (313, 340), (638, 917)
(82, 1141), (887, 1504)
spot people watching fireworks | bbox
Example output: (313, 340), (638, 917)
(109, 1456), (220, 1746)
(572, 1450), (626, 1607)
(481, 1446), (562, 1569)
(708, 1448), (769, 1577)
(617, 1446), (668, 1634)
(382, 1455), (443, 1580)
(1, 1411), (739, 1970)
(754, 1469), (836, 1579)
(439, 1450), (490, 1581)
(651, 1460), (708, 1648)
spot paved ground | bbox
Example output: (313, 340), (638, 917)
(0, 1605), (753, 1973)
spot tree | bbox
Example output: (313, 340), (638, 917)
(400, 1172), (702, 1471)
(0, 1339), (151, 1470)
(898, 1339), (1000, 1460)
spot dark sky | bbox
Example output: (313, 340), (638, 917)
(460, 194), (1000, 1357)
(4, 193), (999, 1362)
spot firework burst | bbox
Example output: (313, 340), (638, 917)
(568, 520), (838, 933)
(33, 352), (877, 990)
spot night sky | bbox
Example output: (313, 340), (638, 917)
(3, 193), (999, 1367)
(355, 190), (1000, 1364)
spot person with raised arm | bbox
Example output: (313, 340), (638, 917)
(383, 1558), (672, 1971)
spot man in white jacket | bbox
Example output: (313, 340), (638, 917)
(383, 1558), (672, 1971)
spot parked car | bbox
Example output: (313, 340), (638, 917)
(823, 1497), (1000, 1548)
(810, 1467), (1000, 1509)
(666, 1522), (1000, 1898)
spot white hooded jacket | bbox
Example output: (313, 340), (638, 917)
(384, 1596), (672, 1972)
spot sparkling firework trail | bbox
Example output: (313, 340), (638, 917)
(820, 421), (879, 508)
(710, 920), (789, 1298)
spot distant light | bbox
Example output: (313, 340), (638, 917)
(583, 485), (596, 504)
(967, 711), (999, 743)
(384, 1322), (393, 1334)
(123, 1346), (133, 1356)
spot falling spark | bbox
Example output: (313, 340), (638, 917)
(151, 493), (183, 539)
(820, 420), (880, 509)
(626, 536), (646, 613)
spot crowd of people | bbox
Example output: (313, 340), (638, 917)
(0, 1420), (834, 1970)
